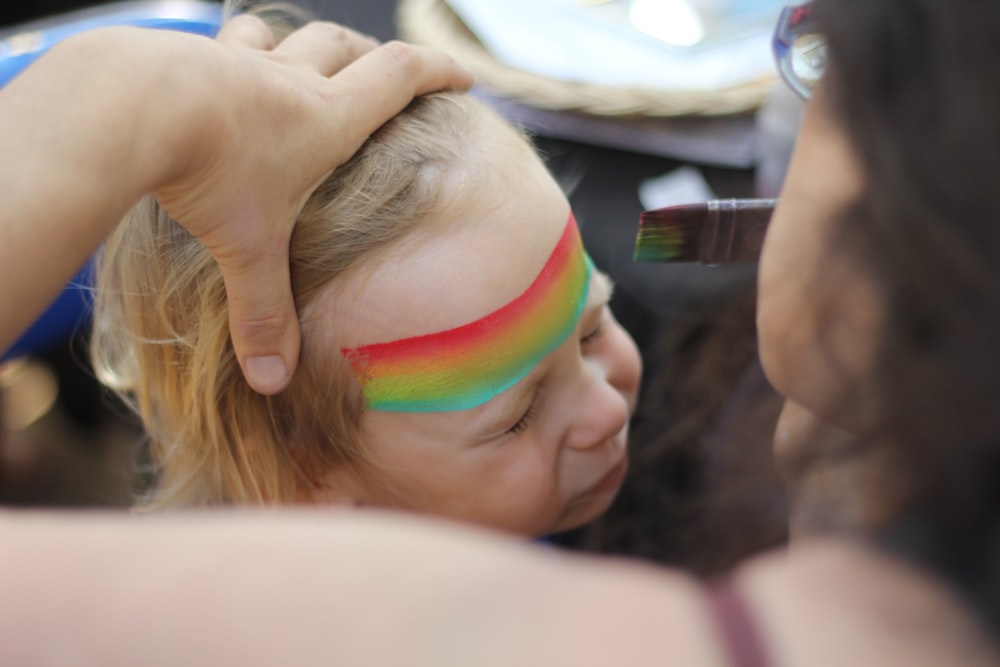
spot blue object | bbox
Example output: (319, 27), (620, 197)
(2, 265), (95, 361)
(0, 1), (224, 361)
(0, 0), (224, 86)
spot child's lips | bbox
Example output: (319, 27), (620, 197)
(584, 452), (629, 497)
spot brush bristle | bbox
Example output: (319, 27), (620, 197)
(633, 205), (706, 262)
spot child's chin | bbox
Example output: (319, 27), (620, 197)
(544, 492), (622, 537)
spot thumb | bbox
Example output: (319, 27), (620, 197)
(220, 242), (301, 395)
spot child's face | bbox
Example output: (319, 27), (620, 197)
(318, 130), (642, 536)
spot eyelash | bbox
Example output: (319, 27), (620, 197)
(581, 324), (603, 344)
(581, 309), (608, 345)
(507, 398), (540, 435)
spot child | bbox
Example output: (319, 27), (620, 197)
(91, 13), (642, 537)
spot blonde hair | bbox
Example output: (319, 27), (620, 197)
(92, 60), (530, 507)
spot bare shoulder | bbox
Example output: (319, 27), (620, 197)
(734, 539), (999, 667)
(513, 550), (732, 667)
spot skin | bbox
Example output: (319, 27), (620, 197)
(313, 118), (642, 535)
(4, 511), (995, 666)
(775, 399), (903, 537)
(757, 87), (883, 434)
(757, 87), (902, 536)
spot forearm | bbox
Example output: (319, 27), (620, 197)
(0, 28), (213, 351)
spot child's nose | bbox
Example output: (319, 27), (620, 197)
(564, 372), (630, 451)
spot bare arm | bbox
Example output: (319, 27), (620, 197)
(0, 28), (188, 353)
(0, 20), (472, 392)
(0, 509), (716, 667)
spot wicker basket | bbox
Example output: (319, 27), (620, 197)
(397, 0), (775, 117)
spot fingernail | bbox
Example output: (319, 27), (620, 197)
(245, 355), (289, 394)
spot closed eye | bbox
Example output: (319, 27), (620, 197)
(580, 304), (609, 345)
(506, 399), (539, 435)
(581, 322), (604, 344)
(505, 385), (548, 437)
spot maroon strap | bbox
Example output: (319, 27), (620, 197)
(705, 580), (771, 667)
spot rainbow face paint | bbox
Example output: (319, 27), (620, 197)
(342, 213), (593, 412)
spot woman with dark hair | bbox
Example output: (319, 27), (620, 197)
(4, 1), (1000, 664)
(761, 0), (1000, 627)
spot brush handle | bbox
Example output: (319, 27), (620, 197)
(700, 198), (776, 264)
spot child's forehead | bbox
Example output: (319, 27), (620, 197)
(444, 115), (545, 192)
(316, 206), (566, 354)
(341, 212), (591, 413)
(301, 107), (569, 361)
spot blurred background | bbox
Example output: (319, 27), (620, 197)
(0, 0), (803, 574)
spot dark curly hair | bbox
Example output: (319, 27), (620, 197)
(815, 0), (1000, 634)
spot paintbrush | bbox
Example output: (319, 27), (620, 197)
(634, 198), (776, 265)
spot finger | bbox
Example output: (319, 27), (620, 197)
(351, 41), (474, 95)
(321, 41), (473, 144)
(220, 241), (301, 395)
(271, 21), (379, 76)
(215, 14), (277, 51)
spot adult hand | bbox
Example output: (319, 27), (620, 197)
(154, 16), (473, 394)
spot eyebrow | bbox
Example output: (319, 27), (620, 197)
(587, 269), (615, 309)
